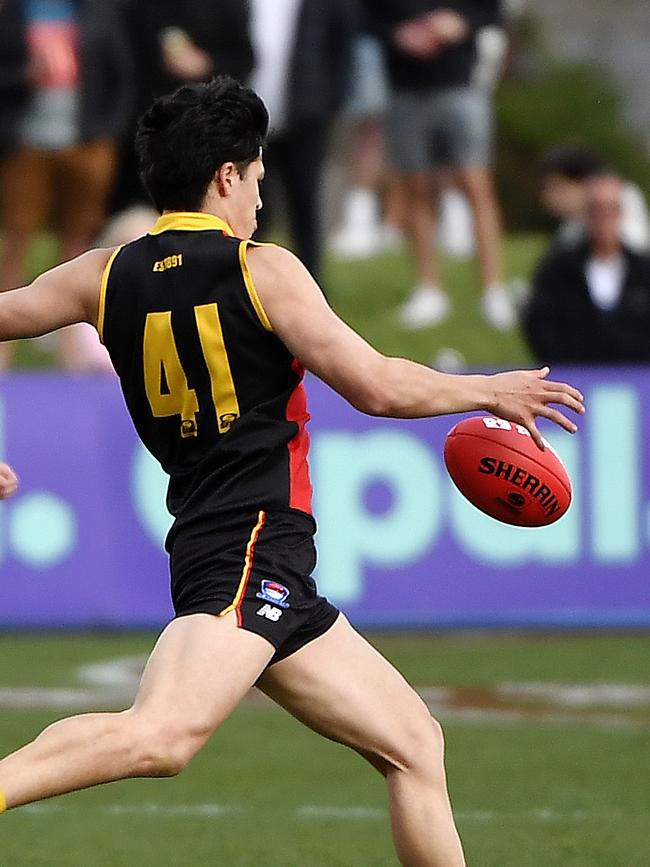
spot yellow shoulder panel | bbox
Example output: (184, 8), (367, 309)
(238, 240), (273, 332)
(97, 245), (124, 345)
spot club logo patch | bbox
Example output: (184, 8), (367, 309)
(256, 579), (291, 609)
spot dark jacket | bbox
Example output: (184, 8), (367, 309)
(364, 0), (501, 90)
(1, 0), (133, 147)
(0, 0), (29, 155)
(77, 0), (134, 141)
(522, 241), (650, 364)
(286, 0), (359, 126)
(126, 0), (255, 111)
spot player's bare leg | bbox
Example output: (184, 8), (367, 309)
(0, 612), (274, 809)
(258, 615), (466, 867)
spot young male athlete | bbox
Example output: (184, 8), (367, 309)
(0, 77), (585, 867)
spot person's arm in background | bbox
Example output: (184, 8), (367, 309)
(248, 245), (584, 448)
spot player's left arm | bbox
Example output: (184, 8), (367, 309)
(0, 247), (114, 341)
(247, 244), (584, 448)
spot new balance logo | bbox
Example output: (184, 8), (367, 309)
(256, 604), (283, 622)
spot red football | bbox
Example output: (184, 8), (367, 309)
(444, 416), (572, 527)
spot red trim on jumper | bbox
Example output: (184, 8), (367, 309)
(286, 360), (313, 514)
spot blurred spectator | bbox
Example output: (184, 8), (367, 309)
(438, 1), (509, 259)
(114, 0), (254, 212)
(523, 174), (650, 364)
(0, 0), (133, 370)
(125, 0), (253, 108)
(540, 145), (650, 253)
(365, 0), (515, 330)
(329, 23), (404, 260)
(251, 0), (357, 278)
(0, 0), (30, 160)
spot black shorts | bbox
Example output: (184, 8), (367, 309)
(169, 509), (339, 665)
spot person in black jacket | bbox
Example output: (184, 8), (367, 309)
(250, 0), (357, 279)
(0, 0), (133, 370)
(523, 174), (650, 364)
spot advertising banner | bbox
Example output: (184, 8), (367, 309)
(0, 370), (648, 628)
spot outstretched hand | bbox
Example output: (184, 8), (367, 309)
(485, 367), (585, 450)
(0, 463), (18, 499)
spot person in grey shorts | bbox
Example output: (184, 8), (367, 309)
(366, 1), (515, 330)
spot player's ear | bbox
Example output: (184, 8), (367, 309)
(215, 162), (237, 198)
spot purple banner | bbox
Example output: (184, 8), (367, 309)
(0, 370), (648, 628)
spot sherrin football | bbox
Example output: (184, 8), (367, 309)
(444, 416), (572, 527)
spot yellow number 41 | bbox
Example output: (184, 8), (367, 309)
(143, 304), (240, 438)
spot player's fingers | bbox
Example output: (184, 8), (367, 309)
(542, 380), (584, 404)
(536, 366), (550, 380)
(523, 417), (545, 451)
(542, 391), (585, 415)
(537, 405), (579, 434)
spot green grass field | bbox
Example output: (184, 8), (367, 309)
(0, 631), (648, 866)
(12, 233), (544, 370)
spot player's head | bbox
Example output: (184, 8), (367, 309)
(136, 76), (269, 239)
(539, 146), (609, 219)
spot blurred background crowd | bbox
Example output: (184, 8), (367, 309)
(1, 0), (650, 372)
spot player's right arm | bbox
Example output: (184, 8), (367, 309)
(247, 245), (585, 449)
(0, 247), (113, 340)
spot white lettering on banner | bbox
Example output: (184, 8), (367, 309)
(311, 430), (442, 604)
(0, 400), (77, 569)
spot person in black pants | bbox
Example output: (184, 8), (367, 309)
(250, 0), (357, 279)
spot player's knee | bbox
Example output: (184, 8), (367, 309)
(130, 720), (206, 778)
(392, 710), (446, 777)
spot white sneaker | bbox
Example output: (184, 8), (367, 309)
(398, 285), (451, 329)
(380, 223), (404, 252)
(481, 286), (517, 331)
(329, 225), (383, 260)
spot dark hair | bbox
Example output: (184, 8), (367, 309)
(540, 146), (609, 182)
(135, 76), (269, 212)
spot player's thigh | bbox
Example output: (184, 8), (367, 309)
(132, 611), (275, 736)
(257, 614), (440, 774)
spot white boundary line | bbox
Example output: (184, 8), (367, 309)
(15, 803), (632, 824)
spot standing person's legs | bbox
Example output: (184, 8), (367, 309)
(442, 87), (514, 330)
(387, 90), (449, 329)
(0, 612), (275, 809)
(258, 615), (466, 867)
(0, 146), (53, 368)
(455, 164), (502, 287)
